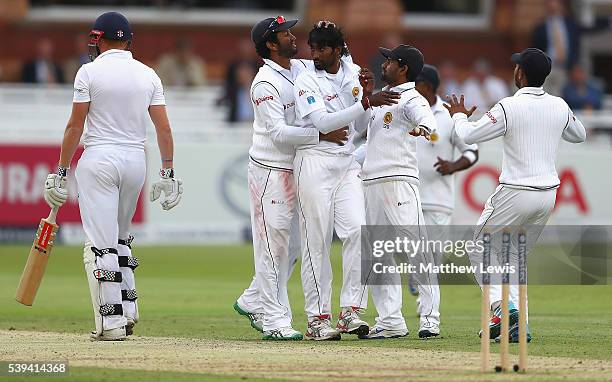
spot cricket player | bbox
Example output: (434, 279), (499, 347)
(43, 12), (183, 341)
(412, 64), (479, 315)
(358, 45), (441, 339)
(445, 48), (586, 342)
(233, 17), (349, 340)
(293, 22), (400, 340)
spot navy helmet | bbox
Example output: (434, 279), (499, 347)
(88, 12), (133, 61)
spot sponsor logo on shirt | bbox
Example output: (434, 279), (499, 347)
(74, 88), (86, 94)
(283, 101), (295, 110)
(271, 199), (285, 205)
(299, 90), (307, 97)
(397, 200), (411, 206)
(325, 94), (339, 101)
(255, 95), (273, 106)
(486, 111), (497, 124)
(307, 96), (316, 104)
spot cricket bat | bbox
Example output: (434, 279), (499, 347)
(15, 206), (59, 306)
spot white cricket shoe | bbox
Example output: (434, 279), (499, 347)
(305, 317), (341, 341)
(359, 326), (408, 339)
(262, 327), (303, 341)
(90, 327), (126, 341)
(336, 307), (369, 336)
(233, 301), (264, 333)
(418, 322), (440, 338)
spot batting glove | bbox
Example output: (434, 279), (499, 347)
(150, 168), (183, 211)
(43, 169), (68, 208)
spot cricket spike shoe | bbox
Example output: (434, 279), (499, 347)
(305, 316), (341, 341)
(479, 300), (519, 340)
(336, 306), (370, 336)
(262, 327), (304, 341)
(90, 326), (126, 341)
(233, 301), (264, 333)
(125, 318), (137, 336)
(418, 322), (440, 338)
(358, 326), (408, 340)
(497, 322), (532, 343)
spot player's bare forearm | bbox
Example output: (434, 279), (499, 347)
(452, 155), (476, 173)
(59, 102), (88, 168)
(149, 105), (174, 168)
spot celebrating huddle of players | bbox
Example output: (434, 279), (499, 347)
(233, 16), (586, 341)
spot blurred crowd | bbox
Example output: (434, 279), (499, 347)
(1, 0), (608, 123)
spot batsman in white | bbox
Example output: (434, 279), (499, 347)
(233, 16), (349, 340)
(412, 64), (479, 317)
(445, 48), (586, 342)
(356, 45), (440, 339)
(43, 12), (183, 341)
(293, 21), (400, 340)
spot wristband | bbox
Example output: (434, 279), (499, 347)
(57, 166), (68, 177)
(160, 168), (174, 179)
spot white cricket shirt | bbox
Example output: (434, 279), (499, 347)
(453, 87), (586, 190)
(248, 58), (320, 171)
(418, 96), (478, 213)
(73, 49), (165, 149)
(361, 82), (437, 184)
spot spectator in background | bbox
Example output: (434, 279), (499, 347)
(157, 38), (207, 87)
(531, 0), (580, 95)
(438, 60), (462, 98)
(562, 64), (603, 111)
(64, 33), (91, 83)
(462, 58), (508, 114)
(21, 38), (64, 84)
(218, 38), (259, 122)
(233, 61), (256, 122)
(368, 32), (402, 89)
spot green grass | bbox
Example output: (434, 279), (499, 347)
(1, 244), (611, 382)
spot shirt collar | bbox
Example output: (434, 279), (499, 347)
(263, 58), (291, 75)
(514, 86), (545, 97)
(97, 49), (133, 60)
(384, 81), (415, 92)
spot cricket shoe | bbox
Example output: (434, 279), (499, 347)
(233, 301), (264, 333)
(262, 327), (304, 341)
(358, 326), (408, 340)
(125, 318), (136, 336)
(418, 322), (440, 338)
(305, 316), (341, 341)
(479, 300), (518, 340)
(90, 327), (126, 341)
(336, 307), (370, 336)
(495, 322), (532, 343)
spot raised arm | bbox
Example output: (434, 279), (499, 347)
(445, 95), (506, 145)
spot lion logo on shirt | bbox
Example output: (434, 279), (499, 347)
(352, 87), (359, 97)
(383, 112), (393, 125)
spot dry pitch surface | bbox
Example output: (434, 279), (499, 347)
(2, 330), (611, 382)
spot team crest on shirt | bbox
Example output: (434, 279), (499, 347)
(383, 112), (393, 128)
(352, 86), (359, 101)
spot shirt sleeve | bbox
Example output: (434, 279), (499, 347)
(404, 96), (436, 133)
(73, 66), (91, 103)
(252, 82), (319, 146)
(150, 71), (166, 106)
(294, 72), (326, 120)
(562, 107), (587, 143)
(353, 142), (367, 166)
(451, 127), (479, 163)
(452, 102), (507, 145)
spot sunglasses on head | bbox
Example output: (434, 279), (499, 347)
(316, 20), (336, 29)
(262, 15), (287, 41)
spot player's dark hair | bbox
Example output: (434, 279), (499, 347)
(520, 64), (546, 87)
(255, 32), (280, 59)
(308, 24), (349, 56)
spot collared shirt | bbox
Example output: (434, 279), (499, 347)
(73, 49), (165, 150)
(453, 87), (586, 190)
(361, 82), (437, 184)
(293, 59), (367, 155)
(248, 58), (320, 171)
(418, 96), (478, 213)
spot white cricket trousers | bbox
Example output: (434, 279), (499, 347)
(469, 185), (556, 317)
(241, 163), (296, 331)
(75, 145), (145, 331)
(364, 180), (440, 330)
(294, 151), (368, 320)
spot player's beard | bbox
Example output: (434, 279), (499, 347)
(279, 41), (298, 59)
(381, 68), (395, 85)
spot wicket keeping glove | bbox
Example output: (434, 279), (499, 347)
(43, 169), (68, 208)
(150, 168), (183, 211)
